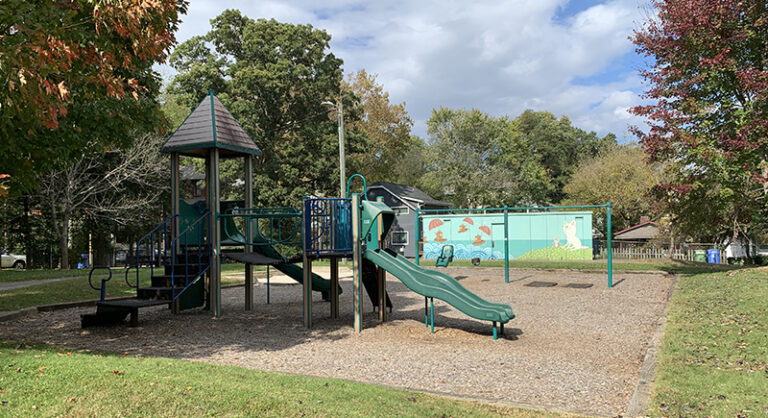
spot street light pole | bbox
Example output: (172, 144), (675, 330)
(337, 100), (345, 198)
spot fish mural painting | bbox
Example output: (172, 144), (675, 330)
(421, 212), (593, 261)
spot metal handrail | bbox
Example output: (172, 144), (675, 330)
(88, 266), (113, 302)
(133, 214), (178, 288)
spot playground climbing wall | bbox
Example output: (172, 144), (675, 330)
(421, 211), (593, 261)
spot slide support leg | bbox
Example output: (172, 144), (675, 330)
(430, 297), (434, 334)
(493, 322), (498, 340)
(330, 257), (339, 319)
(245, 263), (253, 311)
(424, 297), (428, 328)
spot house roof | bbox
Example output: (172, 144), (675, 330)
(613, 221), (659, 238)
(180, 166), (205, 181)
(161, 91), (261, 158)
(368, 182), (451, 208)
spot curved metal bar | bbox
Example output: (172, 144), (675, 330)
(346, 174), (367, 199)
(88, 266), (113, 302)
(124, 265), (139, 289)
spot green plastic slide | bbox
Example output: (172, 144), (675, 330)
(250, 234), (338, 297)
(363, 248), (514, 323)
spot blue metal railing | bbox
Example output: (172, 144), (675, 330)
(303, 198), (353, 257)
(168, 211), (211, 301)
(89, 212), (210, 303)
(128, 214), (178, 289)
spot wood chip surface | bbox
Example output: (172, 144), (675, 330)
(0, 267), (675, 416)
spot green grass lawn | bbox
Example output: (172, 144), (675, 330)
(648, 268), (768, 416)
(0, 264), (249, 312)
(0, 341), (569, 418)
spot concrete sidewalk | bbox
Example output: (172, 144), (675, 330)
(0, 276), (82, 291)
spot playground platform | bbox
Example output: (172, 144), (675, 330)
(1, 268), (675, 416)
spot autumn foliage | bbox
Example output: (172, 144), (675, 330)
(2, 0), (186, 130)
(0, 0), (187, 193)
(631, 1), (768, 240)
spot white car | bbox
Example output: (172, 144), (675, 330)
(1, 250), (26, 269)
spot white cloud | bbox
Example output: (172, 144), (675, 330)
(166, 0), (649, 141)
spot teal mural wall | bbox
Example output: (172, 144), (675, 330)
(421, 212), (593, 261)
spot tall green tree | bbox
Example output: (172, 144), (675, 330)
(563, 145), (661, 233)
(0, 0), (187, 192)
(631, 0), (768, 245)
(343, 70), (416, 184)
(167, 10), (349, 206)
(513, 110), (616, 203)
(422, 108), (550, 207)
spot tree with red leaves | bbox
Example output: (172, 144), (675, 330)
(632, 1), (768, 246)
(0, 0), (187, 192)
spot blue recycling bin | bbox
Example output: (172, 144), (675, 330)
(706, 249), (720, 264)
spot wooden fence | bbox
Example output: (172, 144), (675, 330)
(595, 244), (727, 264)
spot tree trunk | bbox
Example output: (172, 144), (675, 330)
(59, 212), (70, 270)
(23, 195), (32, 268)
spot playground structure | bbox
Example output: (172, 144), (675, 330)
(82, 91), (514, 338)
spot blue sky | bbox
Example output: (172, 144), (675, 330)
(158, 0), (652, 141)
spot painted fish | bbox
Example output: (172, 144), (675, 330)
(463, 217), (474, 225)
(428, 219), (443, 231)
(478, 225), (491, 236)
(472, 235), (485, 246)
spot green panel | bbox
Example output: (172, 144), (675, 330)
(178, 279), (204, 310)
(178, 199), (208, 245)
(364, 249), (514, 323)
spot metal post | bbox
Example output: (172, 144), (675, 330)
(330, 257), (339, 319)
(376, 196), (387, 322)
(170, 153), (179, 242)
(302, 198), (312, 328)
(430, 297), (434, 334)
(244, 155), (253, 311)
(424, 297), (428, 327)
(266, 266), (270, 304)
(503, 205), (509, 284)
(338, 101), (345, 198)
(414, 207), (420, 265)
(607, 201), (613, 288)
(352, 193), (362, 333)
(207, 147), (222, 318)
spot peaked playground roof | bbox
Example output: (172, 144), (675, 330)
(162, 91), (261, 158)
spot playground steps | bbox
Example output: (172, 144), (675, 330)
(81, 300), (170, 327)
(137, 285), (188, 300)
(81, 247), (209, 328)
